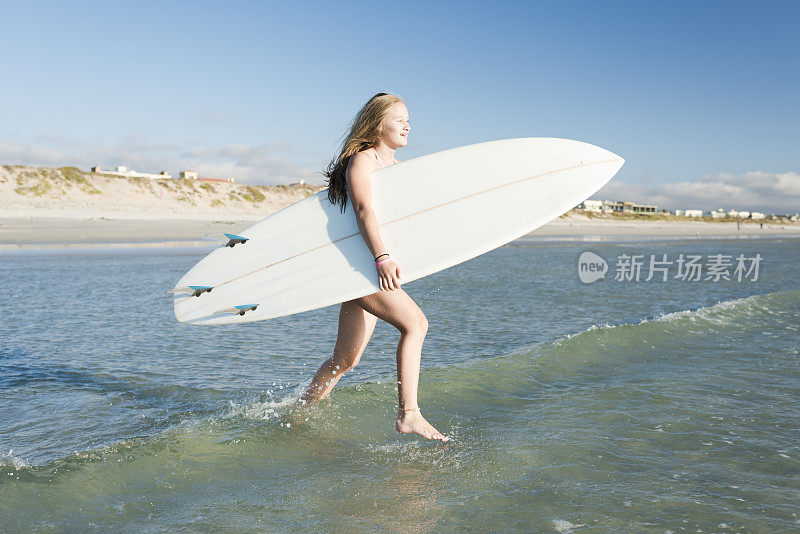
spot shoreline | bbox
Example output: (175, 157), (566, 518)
(2, 214), (799, 250)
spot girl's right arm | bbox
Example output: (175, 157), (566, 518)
(346, 152), (403, 291)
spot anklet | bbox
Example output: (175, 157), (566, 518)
(402, 407), (420, 413)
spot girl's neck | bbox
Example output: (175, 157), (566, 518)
(373, 143), (396, 164)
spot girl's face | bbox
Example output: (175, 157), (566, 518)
(379, 101), (410, 149)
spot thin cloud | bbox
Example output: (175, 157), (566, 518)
(595, 171), (800, 214)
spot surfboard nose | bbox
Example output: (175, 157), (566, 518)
(608, 150), (625, 166)
(577, 140), (624, 166)
(577, 140), (624, 174)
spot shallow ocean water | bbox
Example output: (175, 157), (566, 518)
(1, 236), (798, 532)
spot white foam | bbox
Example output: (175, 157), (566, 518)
(225, 385), (304, 421)
(1, 449), (30, 469)
(551, 519), (588, 533)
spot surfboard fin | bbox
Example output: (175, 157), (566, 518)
(167, 285), (213, 297)
(215, 304), (259, 316)
(203, 233), (249, 248)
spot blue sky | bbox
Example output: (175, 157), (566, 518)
(2, 1), (798, 212)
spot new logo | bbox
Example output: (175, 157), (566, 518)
(578, 251), (608, 284)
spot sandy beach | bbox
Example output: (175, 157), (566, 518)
(530, 213), (800, 239)
(1, 212), (799, 249)
(2, 165), (799, 247)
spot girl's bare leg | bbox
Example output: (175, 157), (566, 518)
(301, 299), (377, 403)
(355, 289), (449, 442)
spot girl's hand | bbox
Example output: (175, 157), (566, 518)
(377, 260), (403, 291)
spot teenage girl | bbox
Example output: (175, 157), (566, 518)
(301, 93), (449, 442)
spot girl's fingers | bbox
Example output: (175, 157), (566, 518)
(378, 265), (402, 291)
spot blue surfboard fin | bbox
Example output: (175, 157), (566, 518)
(215, 304), (259, 316)
(203, 233), (249, 248)
(167, 285), (213, 297)
(223, 233), (248, 247)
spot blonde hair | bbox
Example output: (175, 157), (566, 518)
(325, 92), (404, 212)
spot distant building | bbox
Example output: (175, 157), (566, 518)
(723, 209), (753, 219)
(684, 209), (704, 217)
(578, 199), (603, 212)
(179, 171), (199, 180)
(93, 165), (172, 179)
(750, 212), (765, 220)
(710, 209), (726, 218)
(603, 200), (658, 214)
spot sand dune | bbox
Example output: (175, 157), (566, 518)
(0, 164), (321, 219)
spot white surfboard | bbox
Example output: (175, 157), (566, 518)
(171, 138), (623, 325)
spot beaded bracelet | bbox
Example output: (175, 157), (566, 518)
(375, 258), (391, 267)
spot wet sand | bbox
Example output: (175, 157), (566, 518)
(0, 214), (798, 248)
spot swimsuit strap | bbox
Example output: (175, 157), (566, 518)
(373, 147), (386, 168)
(373, 147), (398, 168)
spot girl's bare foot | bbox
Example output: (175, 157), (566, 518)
(396, 408), (450, 442)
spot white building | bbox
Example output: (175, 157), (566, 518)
(179, 171), (199, 180)
(724, 209), (753, 218)
(603, 200), (658, 214)
(93, 166), (172, 179)
(579, 199), (604, 212)
(750, 212), (766, 220)
(710, 209), (727, 218)
(675, 209), (704, 217)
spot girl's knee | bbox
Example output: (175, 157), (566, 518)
(400, 314), (428, 336)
